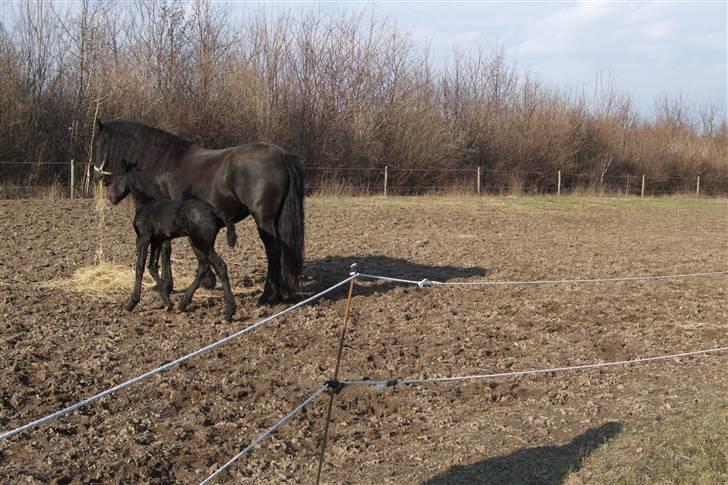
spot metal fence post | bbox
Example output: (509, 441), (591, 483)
(641, 174), (645, 197)
(557, 170), (561, 196)
(384, 165), (388, 196)
(626, 174), (630, 196)
(696, 175), (700, 196)
(477, 166), (481, 195)
(70, 158), (74, 199)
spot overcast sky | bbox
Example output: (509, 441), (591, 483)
(264, 0), (727, 118)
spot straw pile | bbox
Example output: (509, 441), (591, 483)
(43, 262), (198, 302)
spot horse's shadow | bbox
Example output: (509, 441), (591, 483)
(424, 421), (622, 484)
(301, 255), (488, 302)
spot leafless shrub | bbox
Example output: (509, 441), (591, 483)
(0, 2), (725, 196)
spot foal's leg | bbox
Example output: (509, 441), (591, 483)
(148, 240), (172, 310)
(159, 240), (174, 294)
(178, 249), (210, 313)
(127, 236), (150, 311)
(208, 249), (236, 322)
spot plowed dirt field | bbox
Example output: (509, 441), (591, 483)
(0, 196), (726, 484)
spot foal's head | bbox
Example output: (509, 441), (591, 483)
(108, 158), (166, 206)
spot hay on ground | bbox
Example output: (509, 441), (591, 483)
(43, 263), (202, 301)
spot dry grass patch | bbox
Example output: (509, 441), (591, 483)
(565, 399), (728, 484)
(41, 262), (204, 302)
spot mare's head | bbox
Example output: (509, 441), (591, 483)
(108, 158), (166, 206)
(92, 119), (121, 187)
(92, 119), (192, 187)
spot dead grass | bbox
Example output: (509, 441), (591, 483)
(312, 177), (359, 197)
(38, 182), (67, 200)
(41, 262), (199, 302)
(565, 399), (728, 484)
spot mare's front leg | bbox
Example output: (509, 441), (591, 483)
(160, 240), (174, 294)
(127, 236), (149, 312)
(148, 240), (173, 311)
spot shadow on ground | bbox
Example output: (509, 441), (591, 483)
(302, 255), (488, 301)
(424, 422), (622, 485)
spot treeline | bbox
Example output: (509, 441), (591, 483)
(1, 1), (726, 195)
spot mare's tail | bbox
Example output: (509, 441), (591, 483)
(214, 208), (237, 247)
(278, 153), (305, 297)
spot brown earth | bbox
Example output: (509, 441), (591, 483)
(0, 195), (726, 484)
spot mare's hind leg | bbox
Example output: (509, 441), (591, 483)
(148, 240), (173, 310)
(178, 249), (210, 312)
(256, 222), (282, 305)
(208, 250), (236, 322)
(160, 240), (174, 294)
(128, 236), (149, 312)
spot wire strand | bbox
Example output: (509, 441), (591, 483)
(200, 385), (328, 485)
(355, 270), (728, 287)
(0, 276), (355, 442)
(342, 346), (728, 387)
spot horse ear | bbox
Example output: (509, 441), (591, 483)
(94, 118), (103, 134)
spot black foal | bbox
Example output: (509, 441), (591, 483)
(108, 159), (238, 321)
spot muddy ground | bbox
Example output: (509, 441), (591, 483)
(0, 195), (726, 484)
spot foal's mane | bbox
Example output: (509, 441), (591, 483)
(102, 121), (194, 173)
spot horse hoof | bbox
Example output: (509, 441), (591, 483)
(177, 301), (189, 312)
(125, 301), (138, 312)
(165, 303), (173, 312)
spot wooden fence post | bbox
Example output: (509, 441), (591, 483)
(70, 158), (74, 199)
(696, 175), (700, 196)
(626, 175), (630, 196)
(641, 174), (645, 197)
(384, 165), (388, 196)
(477, 166), (481, 195)
(557, 170), (561, 196)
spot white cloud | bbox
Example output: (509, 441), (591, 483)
(641, 19), (675, 40)
(514, 1), (614, 57)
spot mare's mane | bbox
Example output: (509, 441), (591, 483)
(101, 121), (193, 173)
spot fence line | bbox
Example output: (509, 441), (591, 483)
(355, 269), (728, 288)
(4, 162), (728, 198)
(0, 275), (355, 442)
(340, 346), (728, 388)
(200, 385), (329, 485)
(200, 344), (728, 483)
(4, 265), (728, 482)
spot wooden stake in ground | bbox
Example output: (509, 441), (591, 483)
(316, 269), (357, 485)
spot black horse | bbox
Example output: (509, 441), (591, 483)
(93, 120), (304, 304)
(108, 158), (238, 321)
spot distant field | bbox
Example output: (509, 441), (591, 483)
(0, 195), (726, 483)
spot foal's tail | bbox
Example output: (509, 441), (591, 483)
(214, 208), (237, 248)
(278, 152), (305, 297)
